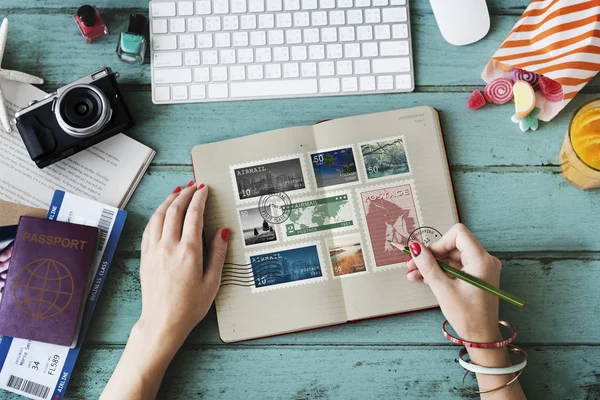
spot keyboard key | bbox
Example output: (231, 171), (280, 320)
(184, 51), (201, 65)
(301, 62), (317, 76)
(153, 35), (177, 50)
(273, 46), (290, 61)
(318, 61), (334, 76)
(152, 2), (176, 17)
(170, 18), (186, 33)
(205, 17), (221, 31)
(154, 86), (170, 101)
(230, 80), (318, 97)
(249, 0), (265, 12)
(311, 11), (327, 26)
(390, 0), (406, 4)
(251, 31), (267, 45)
(220, 49), (236, 63)
(241, 15), (257, 29)
(359, 76), (375, 90)
(347, 10), (363, 24)
(284, 0), (301, 10)
(195, 1), (211, 14)
(256, 47), (272, 62)
(291, 46), (308, 60)
(202, 50), (218, 65)
(382, 7), (407, 23)
(212, 66), (228, 81)
(259, 14), (275, 28)
(267, 0), (283, 11)
(377, 75), (394, 90)
(178, 1), (194, 16)
(304, 28), (320, 43)
(179, 34), (195, 49)
(362, 42), (378, 57)
(154, 68), (192, 84)
(338, 0), (353, 7)
(320, 78), (340, 93)
(339, 27), (355, 41)
(365, 9), (380, 23)
(277, 13), (293, 27)
(230, 66), (246, 80)
(152, 19), (168, 34)
(187, 17), (204, 32)
(395, 74), (412, 89)
(214, 0), (229, 13)
(265, 64), (282, 78)
(355, 0), (370, 6)
(308, 45), (325, 59)
(197, 34), (213, 48)
(320, 0), (336, 8)
(154, 51), (183, 67)
(344, 43), (360, 58)
(356, 26), (372, 40)
(208, 83), (229, 98)
(380, 41), (409, 56)
(194, 67), (210, 81)
(172, 85), (188, 100)
(373, 0), (387, 5)
(342, 77), (358, 91)
(215, 32), (231, 47)
(231, 0), (247, 12)
(286, 29), (302, 44)
(223, 16), (239, 30)
(283, 63), (299, 77)
(238, 48), (254, 63)
(190, 85), (207, 99)
(294, 12), (310, 27)
(336, 60), (352, 75)
(321, 27), (337, 42)
(354, 59), (370, 74)
(329, 10), (345, 25)
(248, 65), (264, 79)
(268, 30), (285, 44)
(233, 32), (249, 46)
(374, 25), (391, 40)
(326, 44), (342, 58)
(392, 24), (409, 38)
(302, 0), (318, 9)
(372, 57), (410, 73)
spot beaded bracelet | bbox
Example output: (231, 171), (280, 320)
(458, 345), (527, 375)
(442, 319), (516, 348)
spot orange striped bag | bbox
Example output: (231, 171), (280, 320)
(482, 0), (600, 121)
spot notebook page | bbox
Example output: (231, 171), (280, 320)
(311, 107), (459, 320)
(192, 127), (348, 343)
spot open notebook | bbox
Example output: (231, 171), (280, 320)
(192, 107), (459, 343)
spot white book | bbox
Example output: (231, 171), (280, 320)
(0, 79), (155, 209)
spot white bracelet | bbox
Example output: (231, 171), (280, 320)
(458, 345), (527, 375)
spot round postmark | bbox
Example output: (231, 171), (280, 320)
(258, 191), (292, 224)
(408, 226), (443, 247)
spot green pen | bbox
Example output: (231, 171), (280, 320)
(389, 242), (527, 308)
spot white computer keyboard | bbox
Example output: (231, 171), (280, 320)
(149, 0), (414, 104)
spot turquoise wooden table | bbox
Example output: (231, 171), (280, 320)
(2, 1), (600, 398)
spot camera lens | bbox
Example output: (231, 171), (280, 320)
(55, 84), (112, 138)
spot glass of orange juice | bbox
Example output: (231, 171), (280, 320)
(559, 99), (600, 190)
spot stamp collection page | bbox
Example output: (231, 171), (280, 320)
(192, 107), (458, 342)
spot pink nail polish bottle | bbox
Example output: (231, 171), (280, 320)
(74, 5), (109, 44)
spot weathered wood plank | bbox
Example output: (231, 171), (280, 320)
(0, 346), (596, 399)
(115, 168), (600, 253)
(85, 255), (600, 346)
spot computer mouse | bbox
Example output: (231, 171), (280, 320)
(429, 0), (491, 46)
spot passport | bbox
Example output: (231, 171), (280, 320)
(0, 217), (98, 346)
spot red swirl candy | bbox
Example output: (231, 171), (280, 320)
(539, 76), (564, 102)
(483, 78), (513, 104)
(512, 68), (540, 90)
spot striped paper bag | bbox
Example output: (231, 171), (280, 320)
(482, 0), (600, 121)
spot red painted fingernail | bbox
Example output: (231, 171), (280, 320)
(172, 186), (182, 194)
(406, 268), (417, 275)
(409, 242), (421, 257)
(197, 183), (205, 190)
(221, 228), (230, 241)
(187, 180), (195, 187)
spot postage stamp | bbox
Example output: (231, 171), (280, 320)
(326, 233), (367, 277)
(249, 244), (326, 291)
(282, 193), (355, 238)
(231, 155), (308, 201)
(310, 146), (359, 188)
(359, 136), (411, 180)
(238, 206), (278, 247)
(357, 181), (422, 268)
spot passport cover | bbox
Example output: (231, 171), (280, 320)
(0, 217), (98, 346)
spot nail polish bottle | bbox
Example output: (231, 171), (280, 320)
(74, 5), (108, 44)
(116, 14), (148, 65)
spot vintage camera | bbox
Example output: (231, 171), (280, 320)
(14, 67), (135, 168)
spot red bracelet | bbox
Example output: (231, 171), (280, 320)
(442, 319), (516, 348)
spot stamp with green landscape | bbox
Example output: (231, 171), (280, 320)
(282, 194), (354, 237)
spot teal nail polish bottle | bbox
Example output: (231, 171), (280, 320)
(116, 14), (147, 64)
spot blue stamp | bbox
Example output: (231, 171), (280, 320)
(311, 147), (359, 188)
(250, 246), (322, 288)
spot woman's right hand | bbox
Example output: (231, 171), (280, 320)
(405, 223), (503, 343)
